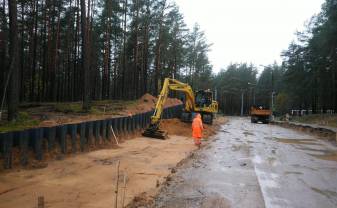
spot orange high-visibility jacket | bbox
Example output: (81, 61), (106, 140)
(192, 115), (204, 138)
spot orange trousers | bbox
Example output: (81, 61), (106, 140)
(194, 137), (201, 145)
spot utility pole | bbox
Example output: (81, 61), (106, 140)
(240, 90), (244, 116)
(214, 88), (217, 101)
(253, 89), (256, 105)
(271, 92), (274, 111)
(271, 70), (274, 119)
(271, 92), (274, 121)
(271, 91), (275, 119)
(248, 82), (256, 106)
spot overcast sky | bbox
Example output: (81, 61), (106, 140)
(174, 0), (325, 72)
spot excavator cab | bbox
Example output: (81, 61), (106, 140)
(181, 90), (217, 125)
(195, 90), (213, 108)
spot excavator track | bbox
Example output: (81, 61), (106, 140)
(142, 124), (168, 139)
(142, 129), (168, 139)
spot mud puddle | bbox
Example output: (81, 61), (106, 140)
(269, 135), (337, 161)
(243, 131), (255, 136)
(272, 137), (321, 145)
(310, 187), (337, 204)
(295, 145), (337, 161)
(309, 152), (337, 161)
(284, 171), (303, 175)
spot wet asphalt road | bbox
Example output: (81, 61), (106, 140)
(153, 117), (337, 208)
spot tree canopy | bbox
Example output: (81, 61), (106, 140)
(1, 0), (336, 119)
(0, 0), (214, 120)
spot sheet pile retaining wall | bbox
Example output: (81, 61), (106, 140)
(0, 105), (183, 169)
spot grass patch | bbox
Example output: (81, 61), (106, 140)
(0, 112), (40, 133)
(53, 100), (138, 115)
(91, 100), (137, 114)
(54, 102), (83, 113)
(0, 100), (140, 133)
(92, 100), (137, 106)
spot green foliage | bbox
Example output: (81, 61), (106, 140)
(184, 24), (213, 89)
(53, 100), (137, 115)
(54, 103), (83, 113)
(0, 112), (40, 133)
(0, 0), (214, 108)
(91, 100), (137, 114)
(281, 0), (337, 112)
(214, 63), (257, 114)
(256, 63), (285, 108)
(275, 93), (290, 115)
(4, 0), (334, 118)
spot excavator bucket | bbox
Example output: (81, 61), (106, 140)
(142, 124), (168, 139)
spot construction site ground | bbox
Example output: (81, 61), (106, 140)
(150, 117), (337, 208)
(0, 117), (227, 208)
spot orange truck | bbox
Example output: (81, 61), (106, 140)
(250, 106), (272, 124)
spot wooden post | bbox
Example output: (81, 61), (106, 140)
(111, 126), (119, 145)
(38, 196), (44, 208)
(121, 173), (127, 208)
(115, 160), (120, 208)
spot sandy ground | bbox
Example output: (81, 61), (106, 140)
(0, 117), (226, 208)
(0, 136), (196, 208)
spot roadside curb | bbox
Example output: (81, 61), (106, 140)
(271, 120), (337, 144)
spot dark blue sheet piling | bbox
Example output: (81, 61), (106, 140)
(19, 130), (29, 166)
(79, 123), (86, 152)
(69, 124), (78, 153)
(30, 128), (44, 160)
(1, 132), (13, 169)
(0, 104), (183, 168)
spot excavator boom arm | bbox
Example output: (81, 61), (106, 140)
(151, 78), (195, 125)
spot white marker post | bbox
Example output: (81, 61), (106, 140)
(110, 126), (119, 145)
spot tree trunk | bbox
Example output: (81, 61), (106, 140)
(53, 11), (61, 101)
(103, 0), (112, 100)
(81, 0), (91, 110)
(19, 2), (24, 101)
(133, 0), (139, 99)
(7, 0), (20, 121)
(154, 0), (166, 96)
(0, 0), (8, 109)
(142, 6), (150, 95)
(122, 0), (127, 99)
(30, 0), (38, 101)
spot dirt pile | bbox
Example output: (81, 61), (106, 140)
(139, 93), (157, 104)
(160, 119), (191, 137)
(127, 93), (182, 114)
(160, 116), (227, 139)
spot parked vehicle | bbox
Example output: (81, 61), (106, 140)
(250, 106), (272, 124)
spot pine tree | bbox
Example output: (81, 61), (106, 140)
(7, 0), (20, 121)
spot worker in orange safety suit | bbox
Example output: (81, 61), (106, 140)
(192, 113), (204, 148)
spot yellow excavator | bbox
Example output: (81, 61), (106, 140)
(142, 78), (218, 139)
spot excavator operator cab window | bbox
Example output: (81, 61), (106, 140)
(195, 90), (213, 108)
